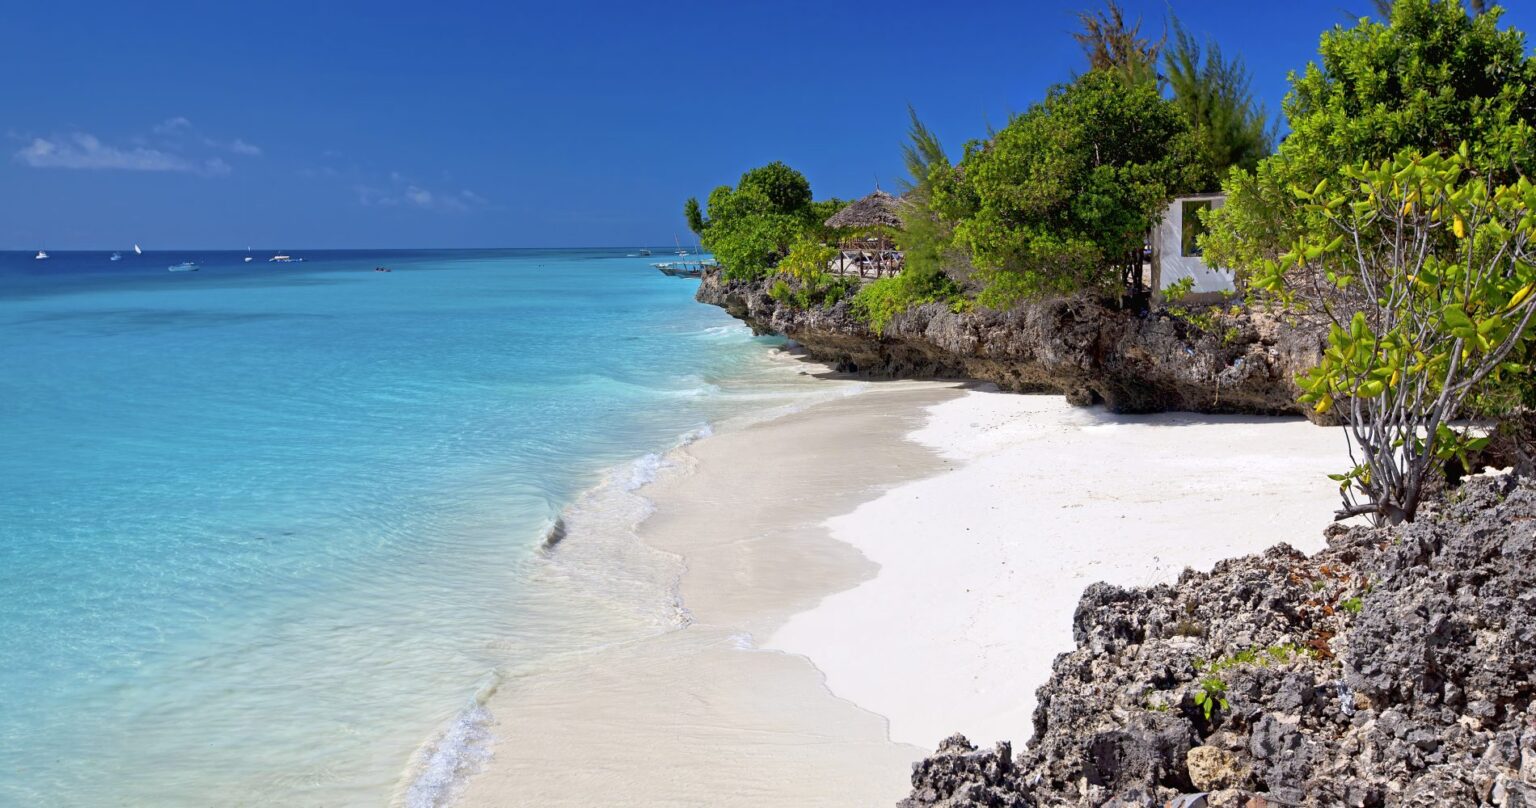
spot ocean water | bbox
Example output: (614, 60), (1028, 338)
(0, 249), (839, 805)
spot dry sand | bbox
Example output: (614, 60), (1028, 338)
(768, 389), (1348, 751)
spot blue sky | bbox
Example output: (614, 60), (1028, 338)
(6, 0), (1536, 249)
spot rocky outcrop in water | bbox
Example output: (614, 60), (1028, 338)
(696, 271), (1328, 418)
(901, 473), (1536, 807)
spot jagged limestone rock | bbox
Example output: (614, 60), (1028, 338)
(902, 475), (1536, 807)
(697, 270), (1330, 419)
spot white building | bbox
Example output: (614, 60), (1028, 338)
(1150, 193), (1236, 304)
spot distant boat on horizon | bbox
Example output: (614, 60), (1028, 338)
(133, 244), (142, 255)
(638, 248), (651, 256)
(244, 247), (254, 263)
(168, 261), (198, 272)
(34, 250), (48, 260)
(268, 254), (304, 263)
(110, 252), (122, 261)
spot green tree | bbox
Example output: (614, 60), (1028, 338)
(1204, 0), (1536, 276)
(1258, 148), (1536, 524)
(896, 106), (960, 286)
(687, 162), (825, 280)
(952, 71), (1215, 306)
(683, 197), (705, 236)
(1164, 19), (1274, 174)
(1074, 1), (1162, 88)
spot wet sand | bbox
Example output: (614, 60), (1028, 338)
(457, 380), (965, 807)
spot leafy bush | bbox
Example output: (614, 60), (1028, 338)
(1261, 148), (1536, 524)
(852, 269), (961, 334)
(768, 238), (856, 309)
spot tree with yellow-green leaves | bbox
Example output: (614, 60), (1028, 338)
(1261, 148), (1536, 524)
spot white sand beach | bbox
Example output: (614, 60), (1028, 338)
(768, 389), (1348, 752)
(459, 381), (1347, 806)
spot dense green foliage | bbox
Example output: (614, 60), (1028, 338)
(851, 270), (962, 334)
(948, 71), (1216, 307)
(1204, 0), (1536, 275)
(1259, 148), (1536, 523)
(684, 161), (843, 280)
(770, 237), (857, 309)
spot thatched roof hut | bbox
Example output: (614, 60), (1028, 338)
(824, 189), (904, 231)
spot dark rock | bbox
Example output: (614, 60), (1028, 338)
(898, 735), (1030, 808)
(902, 475), (1536, 807)
(696, 271), (1331, 419)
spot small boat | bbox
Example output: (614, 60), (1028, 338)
(133, 244), (142, 255)
(244, 247), (254, 263)
(653, 261), (704, 278)
(168, 261), (199, 272)
(638, 249), (651, 256)
(34, 250), (48, 260)
(268, 254), (304, 263)
(373, 266), (391, 273)
(110, 252), (122, 261)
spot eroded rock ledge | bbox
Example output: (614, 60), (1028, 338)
(696, 271), (1326, 417)
(901, 474), (1536, 808)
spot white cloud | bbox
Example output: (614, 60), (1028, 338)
(353, 180), (486, 212)
(227, 138), (262, 156)
(405, 186), (436, 207)
(14, 118), (259, 176)
(15, 134), (229, 175)
(153, 116), (193, 134)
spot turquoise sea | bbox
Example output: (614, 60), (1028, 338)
(0, 249), (833, 805)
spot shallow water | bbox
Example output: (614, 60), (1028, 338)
(0, 249), (834, 805)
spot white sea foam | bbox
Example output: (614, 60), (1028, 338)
(625, 452), (667, 492)
(400, 696), (496, 808)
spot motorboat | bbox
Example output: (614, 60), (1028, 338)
(268, 254), (304, 263)
(34, 250), (48, 260)
(110, 252), (122, 261)
(168, 262), (199, 272)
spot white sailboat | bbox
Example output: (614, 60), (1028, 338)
(244, 247), (254, 263)
(133, 244), (142, 255)
(34, 250), (48, 260)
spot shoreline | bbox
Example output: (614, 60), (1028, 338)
(455, 377), (968, 806)
(452, 374), (1348, 806)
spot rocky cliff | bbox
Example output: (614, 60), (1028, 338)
(696, 271), (1327, 417)
(901, 473), (1536, 807)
